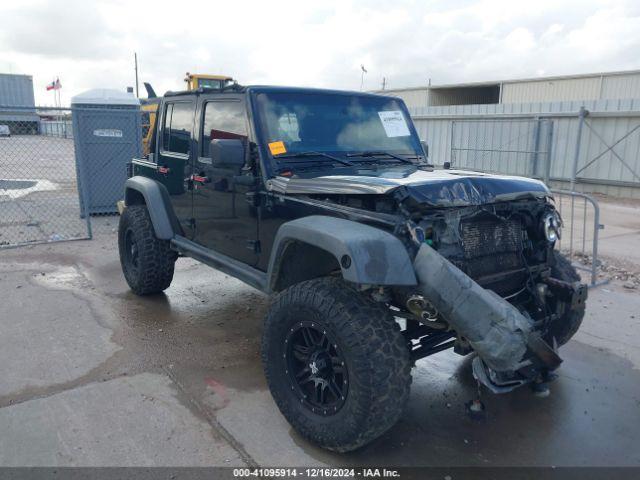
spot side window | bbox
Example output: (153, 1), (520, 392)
(161, 102), (192, 155)
(161, 103), (173, 152)
(201, 101), (247, 156)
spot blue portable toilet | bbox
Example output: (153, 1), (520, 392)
(71, 89), (141, 216)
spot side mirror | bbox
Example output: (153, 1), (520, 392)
(443, 161), (451, 170)
(420, 140), (429, 158)
(210, 139), (246, 170)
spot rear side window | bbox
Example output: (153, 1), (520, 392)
(162, 102), (192, 154)
(201, 101), (247, 156)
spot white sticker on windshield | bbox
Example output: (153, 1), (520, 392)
(378, 110), (410, 137)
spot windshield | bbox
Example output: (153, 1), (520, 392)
(255, 92), (423, 163)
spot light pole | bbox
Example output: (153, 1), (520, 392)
(134, 52), (139, 98)
(360, 65), (367, 91)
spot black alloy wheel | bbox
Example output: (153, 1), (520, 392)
(285, 321), (348, 415)
(262, 277), (412, 452)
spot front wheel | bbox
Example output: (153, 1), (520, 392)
(546, 250), (586, 346)
(118, 204), (177, 295)
(262, 278), (412, 452)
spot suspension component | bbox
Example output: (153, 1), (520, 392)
(406, 294), (447, 329)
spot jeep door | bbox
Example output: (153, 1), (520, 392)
(155, 99), (195, 237)
(192, 96), (259, 266)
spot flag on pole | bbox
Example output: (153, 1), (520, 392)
(46, 78), (62, 91)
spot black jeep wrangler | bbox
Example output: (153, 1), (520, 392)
(119, 85), (587, 452)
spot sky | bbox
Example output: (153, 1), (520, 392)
(1, 0), (639, 106)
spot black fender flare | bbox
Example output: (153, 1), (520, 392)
(124, 176), (181, 239)
(266, 215), (417, 292)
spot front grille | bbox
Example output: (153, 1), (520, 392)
(455, 216), (526, 293)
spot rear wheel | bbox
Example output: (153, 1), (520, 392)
(546, 251), (585, 346)
(262, 277), (411, 452)
(118, 204), (176, 295)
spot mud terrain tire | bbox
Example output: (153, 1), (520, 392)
(547, 251), (586, 346)
(118, 205), (176, 295)
(262, 277), (412, 452)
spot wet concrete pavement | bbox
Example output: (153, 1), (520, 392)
(1, 230), (639, 467)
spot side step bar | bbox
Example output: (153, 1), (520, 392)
(171, 236), (268, 293)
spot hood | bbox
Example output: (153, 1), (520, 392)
(266, 167), (550, 207)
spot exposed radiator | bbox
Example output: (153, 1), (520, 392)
(461, 217), (523, 259)
(455, 216), (526, 292)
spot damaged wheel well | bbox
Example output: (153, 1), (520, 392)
(270, 240), (341, 292)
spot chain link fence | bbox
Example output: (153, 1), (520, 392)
(1, 104), (143, 248)
(0, 106), (90, 248)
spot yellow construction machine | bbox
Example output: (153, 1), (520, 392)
(140, 73), (235, 155)
(184, 72), (234, 90)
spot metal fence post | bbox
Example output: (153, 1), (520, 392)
(72, 106), (93, 239)
(570, 107), (587, 191)
(530, 117), (541, 178)
(591, 197), (602, 286)
(449, 120), (456, 166)
(544, 119), (553, 185)
(569, 107), (587, 259)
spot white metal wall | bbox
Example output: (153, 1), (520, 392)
(376, 88), (429, 109)
(501, 72), (640, 104)
(501, 77), (602, 104)
(0, 73), (36, 107)
(377, 71), (640, 108)
(601, 73), (640, 100)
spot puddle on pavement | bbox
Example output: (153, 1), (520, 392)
(31, 265), (90, 291)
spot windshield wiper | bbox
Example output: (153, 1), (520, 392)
(346, 151), (416, 164)
(274, 151), (354, 166)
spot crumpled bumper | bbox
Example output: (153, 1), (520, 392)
(413, 243), (563, 393)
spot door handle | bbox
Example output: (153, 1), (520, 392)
(191, 174), (210, 184)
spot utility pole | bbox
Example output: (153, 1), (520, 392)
(381, 77), (386, 90)
(360, 65), (367, 91)
(134, 52), (139, 98)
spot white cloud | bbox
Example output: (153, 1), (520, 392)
(504, 28), (536, 52)
(0, 0), (638, 105)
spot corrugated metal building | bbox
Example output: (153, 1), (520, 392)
(501, 70), (640, 103)
(375, 69), (640, 109)
(0, 73), (40, 133)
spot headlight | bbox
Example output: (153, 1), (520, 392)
(542, 211), (562, 243)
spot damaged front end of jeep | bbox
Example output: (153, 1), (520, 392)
(272, 169), (588, 394)
(395, 193), (588, 393)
